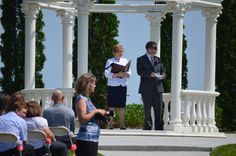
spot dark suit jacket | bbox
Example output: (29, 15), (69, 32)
(137, 54), (166, 94)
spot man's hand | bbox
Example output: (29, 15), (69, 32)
(151, 72), (166, 80)
(150, 72), (156, 78)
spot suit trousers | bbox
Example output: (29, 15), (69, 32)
(141, 92), (163, 130)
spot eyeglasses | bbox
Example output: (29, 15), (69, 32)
(150, 47), (157, 50)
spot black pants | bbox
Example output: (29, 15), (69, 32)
(141, 92), (164, 130)
(0, 144), (36, 156)
(75, 140), (98, 156)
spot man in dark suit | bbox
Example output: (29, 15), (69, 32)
(137, 41), (166, 130)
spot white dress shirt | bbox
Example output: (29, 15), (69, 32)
(146, 53), (154, 65)
(104, 57), (131, 87)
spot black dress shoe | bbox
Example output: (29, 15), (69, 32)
(109, 127), (114, 130)
(120, 127), (127, 130)
(143, 127), (152, 130)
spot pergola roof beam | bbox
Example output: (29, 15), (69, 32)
(90, 4), (168, 13)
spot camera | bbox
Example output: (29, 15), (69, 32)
(95, 111), (114, 123)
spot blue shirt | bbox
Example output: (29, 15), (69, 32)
(43, 103), (75, 132)
(76, 95), (100, 142)
(0, 112), (27, 152)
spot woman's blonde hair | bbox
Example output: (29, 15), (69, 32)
(113, 44), (124, 53)
(74, 73), (97, 96)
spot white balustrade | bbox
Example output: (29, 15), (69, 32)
(21, 88), (75, 111)
(22, 88), (220, 133)
(163, 90), (220, 133)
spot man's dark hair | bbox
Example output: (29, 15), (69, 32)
(145, 41), (157, 50)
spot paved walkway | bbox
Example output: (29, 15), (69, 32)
(98, 129), (236, 156)
(99, 151), (210, 156)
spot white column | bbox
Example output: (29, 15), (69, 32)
(166, 3), (187, 131)
(21, 4), (39, 89)
(202, 8), (221, 91)
(146, 12), (166, 57)
(73, 0), (93, 78)
(57, 10), (74, 88)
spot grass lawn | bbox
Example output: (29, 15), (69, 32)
(98, 153), (104, 156)
(210, 144), (236, 156)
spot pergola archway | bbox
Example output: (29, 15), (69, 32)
(21, 0), (224, 136)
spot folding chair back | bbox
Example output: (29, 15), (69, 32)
(49, 127), (76, 156)
(49, 126), (70, 136)
(28, 130), (51, 156)
(28, 130), (47, 140)
(0, 132), (18, 142)
(0, 132), (23, 156)
(49, 126), (73, 145)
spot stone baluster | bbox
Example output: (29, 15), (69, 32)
(207, 97), (214, 132)
(196, 96), (203, 132)
(200, 97), (207, 132)
(163, 94), (171, 129)
(182, 99), (191, 128)
(211, 97), (218, 132)
(190, 96), (197, 132)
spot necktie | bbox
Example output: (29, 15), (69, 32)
(151, 56), (154, 66)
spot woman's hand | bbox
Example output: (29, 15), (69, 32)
(121, 72), (130, 78)
(113, 72), (123, 78)
(96, 109), (107, 116)
(113, 72), (129, 78)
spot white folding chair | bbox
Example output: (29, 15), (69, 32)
(49, 127), (77, 156)
(49, 126), (73, 146)
(28, 130), (51, 156)
(0, 132), (23, 156)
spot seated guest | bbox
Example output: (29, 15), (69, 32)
(43, 89), (76, 147)
(0, 93), (10, 115)
(0, 92), (35, 156)
(25, 101), (68, 156)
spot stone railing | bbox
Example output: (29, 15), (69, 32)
(22, 88), (220, 133)
(21, 88), (75, 111)
(163, 90), (220, 133)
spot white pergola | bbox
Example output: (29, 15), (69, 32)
(21, 0), (224, 136)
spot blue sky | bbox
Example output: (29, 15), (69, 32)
(0, 1), (206, 104)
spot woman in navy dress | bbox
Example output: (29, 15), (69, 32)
(104, 44), (131, 129)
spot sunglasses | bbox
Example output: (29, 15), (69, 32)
(150, 47), (157, 50)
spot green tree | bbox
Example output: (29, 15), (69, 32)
(72, 0), (119, 108)
(161, 13), (188, 92)
(216, 0), (236, 131)
(35, 10), (46, 88)
(0, 0), (46, 94)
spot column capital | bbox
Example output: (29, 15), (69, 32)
(145, 12), (166, 25)
(57, 10), (75, 24)
(73, 0), (94, 14)
(169, 2), (191, 17)
(21, 3), (40, 18)
(202, 7), (222, 22)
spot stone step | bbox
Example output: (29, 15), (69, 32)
(98, 130), (236, 152)
(100, 129), (226, 138)
(98, 145), (212, 152)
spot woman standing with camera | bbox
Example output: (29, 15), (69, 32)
(75, 73), (107, 156)
(104, 44), (131, 130)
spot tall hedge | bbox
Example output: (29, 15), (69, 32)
(216, 0), (236, 131)
(0, 0), (46, 94)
